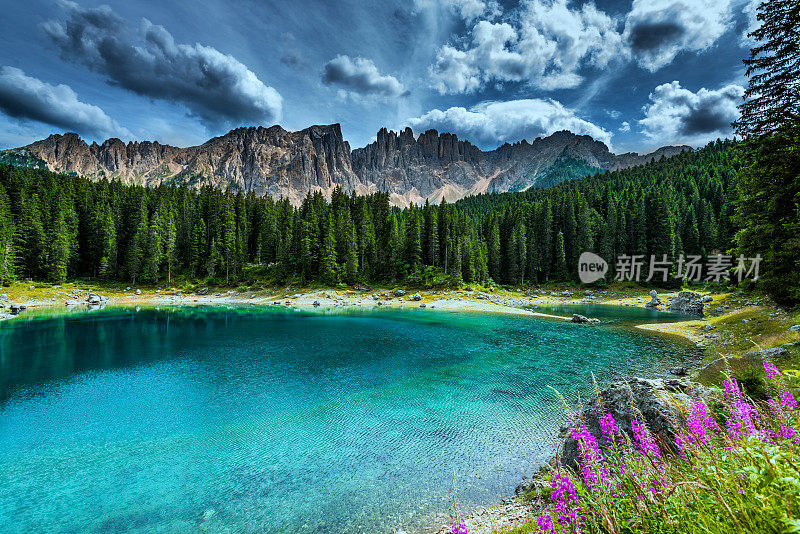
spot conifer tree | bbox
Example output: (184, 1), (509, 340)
(0, 184), (15, 284)
(125, 200), (148, 285)
(165, 214), (177, 284)
(554, 230), (568, 280)
(223, 200), (236, 282)
(344, 215), (358, 283)
(320, 212), (338, 284)
(733, 0), (800, 303)
(98, 203), (117, 279)
(488, 217), (501, 282)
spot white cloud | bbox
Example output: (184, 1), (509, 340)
(322, 55), (407, 99)
(406, 98), (612, 148)
(0, 66), (131, 140)
(740, 0), (763, 44)
(415, 0), (502, 23)
(623, 0), (733, 71)
(639, 81), (743, 145)
(430, 0), (626, 93)
(619, 121), (631, 132)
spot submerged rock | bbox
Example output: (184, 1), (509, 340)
(560, 378), (709, 471)
(570, 314), (600, 324)
(669, 367), (688, 376)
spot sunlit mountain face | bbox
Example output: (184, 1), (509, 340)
(0, 0), (755, 155)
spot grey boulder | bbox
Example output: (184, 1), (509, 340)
(668, 291), (704, 315)
(571, 314), (600, 324)
(560, 378), (709, 471)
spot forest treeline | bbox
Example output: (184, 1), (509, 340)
(0, 139), (738, 289)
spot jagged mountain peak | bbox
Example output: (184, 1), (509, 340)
(8, 125), (690, 207)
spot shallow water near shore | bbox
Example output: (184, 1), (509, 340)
(0, 305), (696, 533)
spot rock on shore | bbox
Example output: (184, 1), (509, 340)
(668, 291), (704, 315)
(559, 377), (710, 471)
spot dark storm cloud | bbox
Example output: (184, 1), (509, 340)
(680, 95), (740, 135)
(0, 66), (130, 139)
(623, 0), (733, 71)
(322, 55), (408, 98)
(42, 0), (282, 128)
(640, 81), (743, 143)
(627, 20), (685, 53)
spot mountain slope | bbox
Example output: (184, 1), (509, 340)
(2, 124), (690, 206)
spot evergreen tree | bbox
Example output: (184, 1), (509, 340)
(734, 0), (800, 136)
(733, 0), (800, 304)
(98, 203), (117, 279)
(554, 231), (568, 280)
(142, 212), (162, 282)
(125, 200), (148, 285)
(48, 207), (71, 283)
(488, 217), (501, 282)
(0, 184), (15, 284)
(223, 200), (236, 282)
(165, 214), (177, 284)
(344, 215), (358, 283)
(320, 211), (338, 284)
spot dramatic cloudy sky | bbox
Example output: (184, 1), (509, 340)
(0, 0), (760, 153)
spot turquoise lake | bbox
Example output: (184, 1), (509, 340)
(0, 306), (696, 533)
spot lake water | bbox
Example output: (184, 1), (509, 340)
(0, 306), (695, 533)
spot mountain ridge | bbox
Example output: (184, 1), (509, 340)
(1, 124), (691, 206)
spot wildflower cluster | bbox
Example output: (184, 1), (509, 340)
(531, 363), (800, 534)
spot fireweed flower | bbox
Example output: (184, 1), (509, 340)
(764, 360), (781, 380)
(723, 378), (759, 440)
(551, 474), (581, 529)
(780, 390), (798, 412)
(572, 425), (610, 491)
(681, 401), (719, 450)
(779, 424), (796, 440)
(536, 514), (553, 534)
(451, 522), (468, 534)
(599, 412), (621, 444)
(631, 419), (661, 460)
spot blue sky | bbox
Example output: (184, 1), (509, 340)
(0, 0), (759, 153)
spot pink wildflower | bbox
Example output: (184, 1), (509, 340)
(451, 522), (468, 534)
(764, 360), (781, 380)
(599, 412), (621, 444)
(631, 419), (661, 460)
(779, 424), (796, 440)
(780, 391), (797, 411)
(551, 474), (581, 529)
(536, 514), (553, 533)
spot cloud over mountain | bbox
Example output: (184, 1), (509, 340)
(322, 55), (407, 98)
(407, 98), (612, 148)
(640, 81), (743, 144)
(0, 66), (130, 139)
(43, 0), (282, 129)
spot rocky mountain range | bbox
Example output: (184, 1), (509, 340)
(1, 124), (689, 206)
